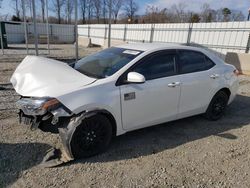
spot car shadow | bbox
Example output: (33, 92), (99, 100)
(66, 94), (250, 165)
(0, 142), (51, 187)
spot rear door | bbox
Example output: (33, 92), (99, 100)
(176, 50), (219, 118)
(119, 50), (181, 130)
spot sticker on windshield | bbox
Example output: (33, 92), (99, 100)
(123, 50), (140, 55)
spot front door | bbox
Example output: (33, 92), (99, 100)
(119, 50), (181, 130)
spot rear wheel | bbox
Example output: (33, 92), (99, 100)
(70, 114), (112, 158)
(205, 91), (229, 121)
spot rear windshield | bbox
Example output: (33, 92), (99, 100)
(75, 47), (143, 78)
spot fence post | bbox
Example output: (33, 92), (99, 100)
(0, 22), (4, 55)
(88, 24), (90, 38)
(187, 22), (193, 45)
(45, 0), (50, 55)
(32, 0), (38, 56)
(74, 0), (78, 61)
(104, 25), (107, 39)
(123, 24), (127, 41)
(149, 24), (155, 43)
(22, 0), (29, 55)
(245, 33), (250, 53)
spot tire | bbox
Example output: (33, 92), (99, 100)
(70, 114), (113, 158)
(205, 91), (229, 121)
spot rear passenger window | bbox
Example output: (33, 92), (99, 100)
(178, 51), (215, 74)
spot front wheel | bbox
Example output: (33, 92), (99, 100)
(70, 114), (113, 158)
(205, 91), (229, 121)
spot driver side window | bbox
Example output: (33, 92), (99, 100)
(133, 51), (177, 80)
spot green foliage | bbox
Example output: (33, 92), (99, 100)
(222, 7), (231, 21)
(222, 7), (231, 16)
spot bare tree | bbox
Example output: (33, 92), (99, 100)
(201, 3), (209, 22)
(143, 5), (168, 23)
(52, 0), (65, 24)
(28, 0), (33, 20)
(80, 0), (94, 23)
(12, 0), (20, 18)
(79, 0), (87, 24)
(171, 2), (187, 23)
(102, 0), (107, 23)
(87, 0), (94, 23)
(93, 0), (101, 23)
(231, 10), (245, 21)
(40, 0), (45, 22)
(65, 0), (73, 24)
(0, 0), (3, 8)
(112, 0), (123, 23)
(18, 0), (33, 21)
(123, 0), (138, 23)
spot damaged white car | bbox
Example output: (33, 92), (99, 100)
(11, 43), (239, 165)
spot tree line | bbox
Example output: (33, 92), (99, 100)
(143, 3), (245, 23)
(1, 0), (246, 24)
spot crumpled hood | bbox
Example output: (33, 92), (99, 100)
(10, 56), (96, 97)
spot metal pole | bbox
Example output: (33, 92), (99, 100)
(45, 0), (50, 54)
(123, 24), (127, 42)
(22, 0), (29, 54)
(32, 0), (38, 56)
(245, 33), (250, 53)
(149, 24), (155, 43)
(248, 8), (250, 21)
(75, 0), (78, 61)
(108, 0), (111, 47)
(0, 22), (4, 55)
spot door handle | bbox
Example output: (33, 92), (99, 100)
(210, 74), (220, 79)
(168, 82), (181, 88)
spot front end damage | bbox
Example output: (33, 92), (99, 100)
(17, 97), (88, 167)
(17, 97), (71, 132)
(11, 56), (99, 167)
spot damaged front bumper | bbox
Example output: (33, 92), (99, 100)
(17, 97), (75, 167)
(17, 97), (71, 130)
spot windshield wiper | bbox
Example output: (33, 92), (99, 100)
(76, 69), (104, 79)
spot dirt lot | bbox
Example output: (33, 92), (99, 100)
(0, 47), (250, 188)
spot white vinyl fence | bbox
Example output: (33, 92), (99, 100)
(78, 21), (250, 57)
(5, 21), (75, 44)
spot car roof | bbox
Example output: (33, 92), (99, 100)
(116, 42), (199, 52)
(115, 42), (225, 65)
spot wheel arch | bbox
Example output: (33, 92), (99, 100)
(216, 87), (231, 99)
(88, 109), (117, 137)
(59, 108), (118, 160)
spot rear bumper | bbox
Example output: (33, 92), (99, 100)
(228, 79), (239, 104)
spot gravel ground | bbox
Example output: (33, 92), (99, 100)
(0, 48), (250, 188)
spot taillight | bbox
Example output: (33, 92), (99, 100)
(233, 69), (240, 76)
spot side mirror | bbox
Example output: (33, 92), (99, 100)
(127, 72), (145, 84)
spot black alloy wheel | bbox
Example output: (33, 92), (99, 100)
(205, 91), (229, 121)
(70, 114), (113, 158)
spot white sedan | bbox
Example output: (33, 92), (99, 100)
(11, 43), (239, 161)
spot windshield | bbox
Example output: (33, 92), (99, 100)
(75, 47), (143, 78)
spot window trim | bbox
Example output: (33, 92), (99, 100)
(116, 49), (177, 86)
(176, 49), (216, 75)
